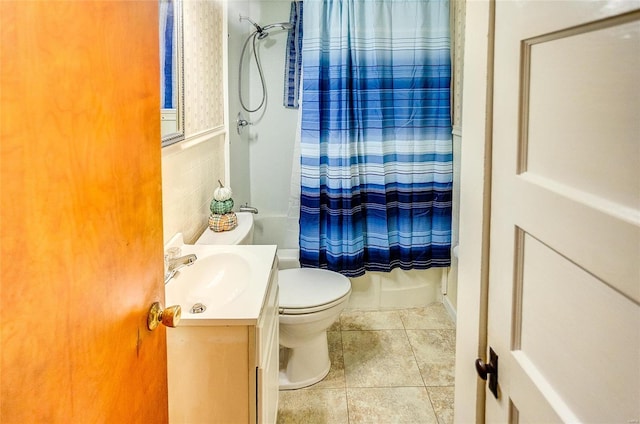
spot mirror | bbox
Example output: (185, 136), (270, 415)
(160, 0), (184, 147)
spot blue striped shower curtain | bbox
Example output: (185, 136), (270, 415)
(299, 0), (453, 277)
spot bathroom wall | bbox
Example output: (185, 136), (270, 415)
(444, 0), (467, 316)
(227, 0), (251, 206)
(162, 0), (228, 244)
(228, 0), (300, 213)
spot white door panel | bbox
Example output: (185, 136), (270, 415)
(514, 233), (639, 421)
(514, 174), (640, 302)
(524, 20), (640, 210)
(486, 1), (640, 423)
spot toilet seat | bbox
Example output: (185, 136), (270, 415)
(278, 268), (351, 315)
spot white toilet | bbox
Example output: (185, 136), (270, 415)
(278, 267), (350, 389)
(196, 212), (351, 390)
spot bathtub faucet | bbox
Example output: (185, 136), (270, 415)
(239, 203), (259, 214)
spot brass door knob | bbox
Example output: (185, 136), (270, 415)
(147, 302), (181, 330)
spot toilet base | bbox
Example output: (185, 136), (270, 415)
(279, 331), (331, 390)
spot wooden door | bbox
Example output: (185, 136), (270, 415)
(1, 2), (168, 422)
(486, 1), (640, 422)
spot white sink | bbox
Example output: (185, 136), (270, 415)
(163, 233), (277, 325)
(165, 253), (250, 315)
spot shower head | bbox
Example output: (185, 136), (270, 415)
(256, 22), (293, 39)
(261, 22), (294, 32)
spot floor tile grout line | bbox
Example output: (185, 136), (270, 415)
(347, 311), (438, 420)
(343, 384), (432, 389)
(277, 308), (456, 424)
(404, 314), (442, 421)
(338, 315), (352, 424)
(341, 330), (349, 423)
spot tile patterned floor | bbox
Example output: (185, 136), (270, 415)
(277, 303), (456, 424)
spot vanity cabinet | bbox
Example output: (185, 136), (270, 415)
(166, 252), (279, 424)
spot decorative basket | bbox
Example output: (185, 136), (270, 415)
(208, 212), (238, 232)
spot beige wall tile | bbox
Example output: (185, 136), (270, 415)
(162, 134), (226, 244)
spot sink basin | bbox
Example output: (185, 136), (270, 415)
(165, 253), (250, 315)
(162, 234), (277, 324)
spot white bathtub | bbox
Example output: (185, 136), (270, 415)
(253, 215), (300, 269)
(253, 214), (443, 310)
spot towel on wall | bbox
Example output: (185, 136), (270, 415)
(283, 1), (303, 109)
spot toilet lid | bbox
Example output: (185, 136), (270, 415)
(278, 268), (351, 311)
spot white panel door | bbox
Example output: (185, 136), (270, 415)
(486, 1), (640, 422)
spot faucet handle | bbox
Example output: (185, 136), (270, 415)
(236, 112), (252, 135)
(164, 247), (182, 274)
(164, 247), (182, 262)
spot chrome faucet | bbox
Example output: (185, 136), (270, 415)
(239, 203), (259, 214)
(164, 254), (197, 284)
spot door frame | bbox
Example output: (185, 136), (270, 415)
(454, 1), (495, 422)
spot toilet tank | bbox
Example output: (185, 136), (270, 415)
(196, 212), (254, 245)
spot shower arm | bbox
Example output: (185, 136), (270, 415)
(239, 15), (262, 33)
